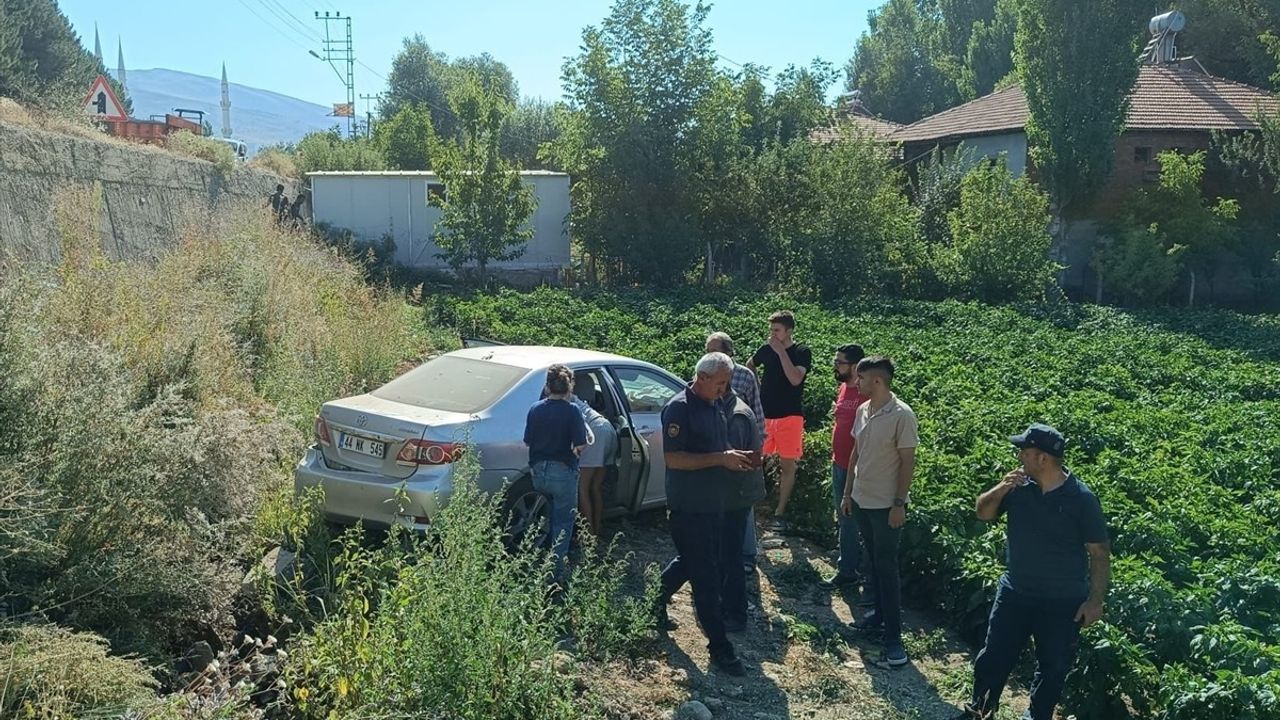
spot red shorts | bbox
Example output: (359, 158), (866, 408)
(763, 416), (804, 460)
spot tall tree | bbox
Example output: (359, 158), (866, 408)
(1171, 0), (1280, 90)
(1015, 0), (1140, 216)
(553, 0), (718, 283)
(452, 53), (518, 105)
(376, 103), (436, 170)
(962, 0), (1016, 97)
(381, 37), (518, 145)
(763, 61), (838, 144)
(429, 76), (536, 285)
(846, 0), (962, 123)
(381, 35), (452, 128)
(500, 99), (563, 170)
(0, 0), (129, 113)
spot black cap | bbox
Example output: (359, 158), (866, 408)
(1010, 423), (1066, 458)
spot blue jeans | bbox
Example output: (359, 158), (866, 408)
(531, 460), (578, 577)
(742, 507), (757, 566)
(831, 464), (865, 579)
(970, 583), (1085, 720)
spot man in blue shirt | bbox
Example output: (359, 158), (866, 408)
(658, 352), (756, 676)
(952, 424), (1111, 720)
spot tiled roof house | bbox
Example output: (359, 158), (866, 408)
(890, 62), (1279, 195)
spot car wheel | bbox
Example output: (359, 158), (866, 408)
(502, 477), (550, 551)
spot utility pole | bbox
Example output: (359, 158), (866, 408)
(313, 11), (355, 138)
(359, 92), (383, 139)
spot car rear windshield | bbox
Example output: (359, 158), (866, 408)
(371, 355), (528, 413)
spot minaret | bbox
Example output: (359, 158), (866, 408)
(93, 24), (103, 65)
(220, 63), (233, 138)
(116, 37), (127, 97)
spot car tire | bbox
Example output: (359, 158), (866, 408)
(501, 476), (550, 551)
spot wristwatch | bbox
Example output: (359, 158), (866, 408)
(892, 497), (906, 508)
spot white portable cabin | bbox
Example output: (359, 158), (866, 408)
(307, 170), (570, 274)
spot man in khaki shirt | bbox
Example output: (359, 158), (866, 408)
(840, 356), (918, 667)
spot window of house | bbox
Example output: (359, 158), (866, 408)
(1134, 146), (1152, 163)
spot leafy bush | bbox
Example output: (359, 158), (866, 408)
(280, 454), (655, 719)
(562, 528), (659, 661)
(784, 130), (916, 299)
(167, 129), (237, 178)
(0, 624), (160, 718)
(893, 146), (976, 298)
(1099, 150), (1241, 307)
(1091, 224), (1185, 305)
(294, 129), (387, 173)
(937, 159), (1059, 302)
(437, 286), (1280, 718)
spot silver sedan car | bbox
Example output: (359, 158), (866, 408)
(294, 345), (688, 544)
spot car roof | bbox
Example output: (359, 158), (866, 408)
(447, 345), (671, 373)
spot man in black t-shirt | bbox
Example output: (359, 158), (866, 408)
(748, 310), (811, 533)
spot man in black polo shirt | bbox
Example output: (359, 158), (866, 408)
(952, 424), (1110, 720)
(659, 352), (756, 676)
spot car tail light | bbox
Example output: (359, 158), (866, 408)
(396, 440), (465, 467)
(314, 415), (333, 447)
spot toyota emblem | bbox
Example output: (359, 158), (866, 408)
(356, 414), (369, 427)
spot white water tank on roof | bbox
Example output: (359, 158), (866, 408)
(1149, 11), (1185, 35)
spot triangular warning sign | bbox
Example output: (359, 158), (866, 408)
(82, 75), (127, 121)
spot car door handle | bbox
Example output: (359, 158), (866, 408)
(636, 425), (656, 435)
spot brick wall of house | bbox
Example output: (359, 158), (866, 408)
(1086, 130), (1213, 216)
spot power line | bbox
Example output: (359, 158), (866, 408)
(262, 0), (323, 42)
(235, 0), (314, 54)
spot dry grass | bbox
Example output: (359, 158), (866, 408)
(166, 130), (238, 177)
(0, 183), (433, 716)
(0, 96), (168, 155)
(42, 184), (427, 426)
(0, 624), (161, 718)
(248, 147), (300, 178)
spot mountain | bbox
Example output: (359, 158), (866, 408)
(117, 68), (339, 155)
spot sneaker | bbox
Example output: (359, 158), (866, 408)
(767, 515), (789, 533)
(710, 651), (746, 677)
(882, 644), (909, 667)
(851, 612), (884, 631)
(817, 574), (859, 590)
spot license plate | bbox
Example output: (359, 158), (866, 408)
(339, 432), (385, 458)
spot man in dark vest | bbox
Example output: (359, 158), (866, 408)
(656, 352), (758, 676)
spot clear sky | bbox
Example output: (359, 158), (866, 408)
(59, 0), (878, 111)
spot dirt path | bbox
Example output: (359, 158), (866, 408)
(584, 511), (1030, 720)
